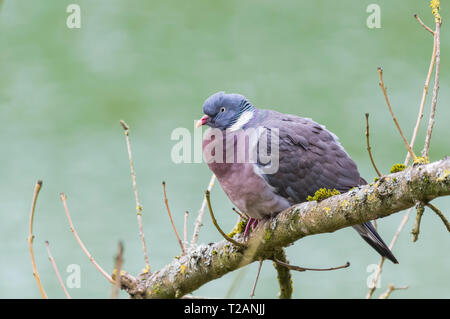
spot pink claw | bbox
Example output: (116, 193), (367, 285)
(243, 218), (258, 239)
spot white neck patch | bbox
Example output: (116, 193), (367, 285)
(228, 110), (254, 132)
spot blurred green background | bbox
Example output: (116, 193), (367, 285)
(0, 0), (448, 298)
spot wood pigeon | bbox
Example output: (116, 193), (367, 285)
(196, 91), (398, 264)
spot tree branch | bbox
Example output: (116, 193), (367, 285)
(122, 158), (449, 298)
(273, 259), (350, 272)
(426, 202), (450, 232)
(120, 120), (150, 271)
(377, 67), (417, 161)
(379, 283), (408, 299)
(413, 14), (434, 35)
(365, 113), (382, 177)
(45, 241), (71, 299)
(422, 21), (441, 159)
(27, 180), (48, 299)
(405, 19), (438, 166)
(271, 248), (293, 299)
(162, 181), (185, 254)
(411, 201), (426, 242)
(250, 259), (263, 298)
(191, 174), (216, 248)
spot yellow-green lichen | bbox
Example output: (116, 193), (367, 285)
(367, 192), (377, 202)
(437, 169), (450, 182)
(390, 163), (406, 173)
(151, 283), (161, 295)
(263, 229), (273, 241)
(413, 156), (430, 165)
(140, 264), (151, 274)
(179, 264), (186, 274)
(430, 0), (441, 23)
(227, 219), (248, 238)
(340, 199), (349, 207)
(307, 188), (340, 202)
(112, 269), (128, 280)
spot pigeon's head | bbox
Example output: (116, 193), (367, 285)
(196, 92), (255, 131)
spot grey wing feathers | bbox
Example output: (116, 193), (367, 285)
(258, 111), (361, 204)
(256, 110), (398, 263)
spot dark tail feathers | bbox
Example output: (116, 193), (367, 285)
(353, 222), (399, 264)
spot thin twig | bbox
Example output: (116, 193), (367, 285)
(413, 13), (435, 35)
(379, 283), (408, 299)
(389, 211), (411, 250)
(44, 241), (71, 299)
(273, 259), (350, 272)
(411, 201), (425, 242)
(162, 181), (185, 254)
(191, 174), (216, 248)
(120, 120), (150, 271)
(27, 180), (47, 299)
(250, 259), (263, 299)
(183, 211), (189, 253)
(232, 207), (247, 220)
(426, 203), (450, 232)
(377, 67), (416, 161)
(205, 190), (247, 247)
(366, 208), (411, 298)
(60, 193), (115, 284)
(365, 113), (382, 177)
(111, 241), (124, 299)
(422, 21), (441, 159)
(405, 28), (437, 165)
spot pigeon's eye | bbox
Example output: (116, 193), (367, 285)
(220, 107), (226, 113)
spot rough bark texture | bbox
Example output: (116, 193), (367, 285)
(121, 158), (450, 298)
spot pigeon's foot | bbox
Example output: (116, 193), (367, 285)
(243, 218), (258, 239)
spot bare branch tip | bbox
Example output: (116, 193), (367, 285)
(162, 180), (185, 253)
(119, 120), (129, 131)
